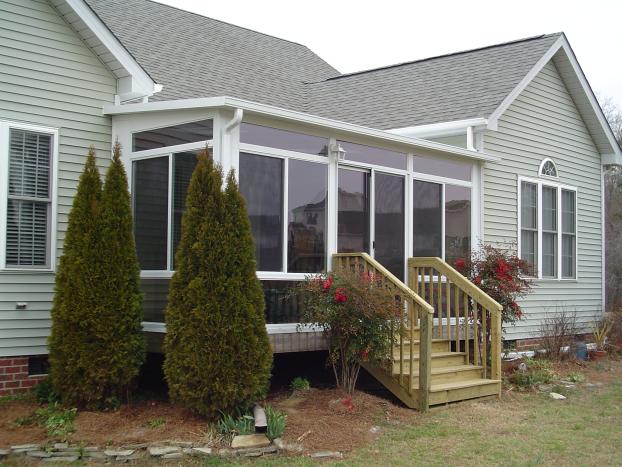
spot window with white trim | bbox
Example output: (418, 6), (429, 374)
(519, 179), (577, 279)
(540, 159), (558, 178)
(1, 123), (56, 270)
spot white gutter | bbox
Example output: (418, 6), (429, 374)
(102, 96), (500, 163)
(221, 108), (244, 174)
(388, 118), (489, 139)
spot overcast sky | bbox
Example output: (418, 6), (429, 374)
(158, 0), (622, 105)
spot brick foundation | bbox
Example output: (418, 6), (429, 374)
(0, 357), (46, 396)
(512, 333), (592, 352)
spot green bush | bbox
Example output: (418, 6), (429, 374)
(291, 377), (311, 392)
(48, 145), (144, 408)
(265, 405), (286, 440)
(163, 151), (272, 418)
(33, 378), (60, 404)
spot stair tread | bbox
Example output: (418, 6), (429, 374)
(425, 364), (483, 375)
(395, 338), (449, 345)
(429, 378), (501, 392)
(393, 351), (466, 361)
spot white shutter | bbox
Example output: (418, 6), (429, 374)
(5, 129), (52, 267)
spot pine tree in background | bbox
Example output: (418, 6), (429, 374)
(164, 150), (272, 418)
(48, 147), (104, 406)
(96, 142), (145, 403)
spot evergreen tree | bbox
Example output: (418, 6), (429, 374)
(163, 150), (272, 417)
(48, 148), (104, 406)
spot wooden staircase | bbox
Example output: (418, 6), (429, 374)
(333, 254), (503, 411)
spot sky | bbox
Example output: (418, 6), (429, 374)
(157, 0), (622, 106)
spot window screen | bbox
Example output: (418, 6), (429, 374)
(132, 119), (213, 152)
(6, 129), (52, 267)
(520, 182), (538, 271)
(171, 151), (199, 268)
(561, 190), (576, 278)
(542, 186), (557, 277)
(445, 185), (471, 266)
(240, 123), (328, 156)
(413, 180), (442, 258)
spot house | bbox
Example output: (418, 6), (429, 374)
(0, 0), (619, 406)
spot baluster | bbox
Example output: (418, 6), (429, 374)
(409, 299), (415, 395)
(481, 305), (487, 378)
(446, 278), (451, 341)
(437, 271), (442, 339)
(454, 285), (460, 352)
(463, 291), (469, 362)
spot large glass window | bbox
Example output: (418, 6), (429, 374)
(240, 123), (328, 156)
(172, 151), (199, 268)
(5, 129), (52, 268)
(141, 278), (170, 322)
(338, 168), (370, 253)
(133, 157), (169, 270)
(413, 180), (442, 257)
(413, 154), (472, 181)
(288, 160), (327, 273)
(262, 281), (302, 323)
(561, 189), (576, 278)
(444, 185), (471, 266)
(520, 182), (538, 271)
(374, 173), (405, 279)
(132, 119), (213, 152)
(542, 186), (557, 277)
(239, 153), (284, 271)
(338, 141), (407, 170)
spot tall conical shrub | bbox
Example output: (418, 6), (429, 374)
(48, 148), (104, 406)
(163, 150), (272, 417)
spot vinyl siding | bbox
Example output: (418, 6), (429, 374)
(0, 0), (116, 356)
(483, 60), (603, 340)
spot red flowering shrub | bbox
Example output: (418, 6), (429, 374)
(453, 244), (533, 325)
(294, 267), (401, 394)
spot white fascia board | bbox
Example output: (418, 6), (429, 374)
(103, 96), (500, 163)
(63, 0), (159, 99)
(487, 34), (622, 164)
(388, 118), (489, 139)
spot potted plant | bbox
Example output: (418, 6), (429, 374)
(590, 318), (612, 360)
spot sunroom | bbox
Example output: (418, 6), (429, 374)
(107, 97), (497, 352)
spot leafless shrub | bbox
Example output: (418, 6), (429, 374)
(537, 308), (578, 361)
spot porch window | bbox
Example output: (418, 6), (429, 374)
(132, 119), (213, 152)
(413, 154), (472, 181)
(2, 126), (56, 269)
(240, 123), (328, 156)
(337, 168), (370, 254)
(519, 179), (577, 279)
(444, 185), (471, 266)
(338, 141), (407, 170)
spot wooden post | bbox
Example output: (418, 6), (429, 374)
(419, 309), (433, 412)
(491, 310), (502, 381)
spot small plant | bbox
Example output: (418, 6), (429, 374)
(509, 357), (558, 388)
(216, 411), (255, 436)
(13, 415), (36, 427)
(146, 417), (166, 428)
(35, 403), (77, 440)
(537, 308), (578, 361)
(33, 378), (61, 404)
(290, 377), (310, 392)
(265, 405), (286, 440)
(592, 317), (613, 351)
(566, 372), (585, 383)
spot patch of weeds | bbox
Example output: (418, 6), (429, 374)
(145, 417), (166, 428)
(0, 392), (33, 405)
(510, 357), (558, 388)
(216, 410), (254, 437)
(265, 405), (286, 440)
(13, 414), (37, 427)
(566, 372), (585, 383)
(290, 376), (311, 392)
(35, 403), (77, 440)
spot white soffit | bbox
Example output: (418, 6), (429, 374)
(50, 0), (160, 101)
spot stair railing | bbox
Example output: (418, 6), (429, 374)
(333, 253), (435, 411)
(408, 257), (503, 381)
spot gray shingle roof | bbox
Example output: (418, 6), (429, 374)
(84, 0), (339, 108)
(85, 0), (560, 129)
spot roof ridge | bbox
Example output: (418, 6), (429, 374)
(318, 32), (563, 82)
(131, 0), (318, 50)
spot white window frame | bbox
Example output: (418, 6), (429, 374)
(538, 157), (559, 179)
(517, 176), (578, 281)
(0, 120), (59, 273)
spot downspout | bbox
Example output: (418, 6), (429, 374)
(466, 126), (475, 151)
(221, 108), (243, 177)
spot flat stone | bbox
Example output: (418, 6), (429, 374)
(42, 457), (79, 463)
(550, 392), (567, 400)
(27, 451), (53, 458)
(117, 453), (143, 462)
(53, 443), (68, 450)
(235, 446), (277, 456)
(168, 440), (193, 448)
(162, 452), (183, 459)
(11, 443), (40, 452)
(191, 447), (213, 456)
(242, 450), (263, 457)
(0, 449), (9, 457)
(311, 451), (343, 459)
(121, 443), (147, 450)
(369, 425), (382, 434)
(83, 446), (99, 452)
(272, 439), (303, 453)
(104, 449), (135, 457)
(537, 384), (553, 392)
(148, 446), (180, 456)
(85, 451), (108, 459)
(51, 450), (80, 457)
(231, 434), (271, 449)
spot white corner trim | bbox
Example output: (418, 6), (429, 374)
(103, 96), (500, 163)
(62, 0), (159, 99)
(487, 34), (622, 161)
(388, 118), (489, 139)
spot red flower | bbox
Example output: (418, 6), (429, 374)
(361, 348), (369, 361)
(473, 276), (482, 285)
(494, 259), (512, 282)
(341, 397), (354, 412)
(334, 288), (347, 303)
(454, 258), (467, 271)
(322, 276), (334, 291)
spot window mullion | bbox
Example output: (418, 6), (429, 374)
(537, 182), (543, 279)
(0, 123), (7, 269)
(167, 154), (173, 271)
(557, 186), (562, 279)
(282, 157), (289, 273)
(441, 183), (446, 261)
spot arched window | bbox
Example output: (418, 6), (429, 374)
(539, 158), (558, 178)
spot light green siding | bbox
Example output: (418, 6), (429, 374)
(483, 60), (603, 340)
(0, 0), (116, 356)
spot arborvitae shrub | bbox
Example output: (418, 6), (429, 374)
(48, 145), (145, 408)
(48, 148), (104, 407)
(164, 150), (272, 418)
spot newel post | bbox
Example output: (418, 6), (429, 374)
(491, 308), (503, 382)
(418, 309), (433, 412)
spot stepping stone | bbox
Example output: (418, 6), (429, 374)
(231, 434), (270, 449)
(191, 447), (213, 456)
(311, 451), (343, 459)
(53, 443), (68, 450)
(148, 446), (180, 456)
(162, 452), (183, 459)
(169, 440), (193, 448)
(549, 392), (567, 400)
(0, 449), (9, 458)
(27, 451), (52, 458)
(11, 444), (40, 453)
(104, 449), (135, 457)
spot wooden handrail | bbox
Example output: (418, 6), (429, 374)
(409, 257), (503, 314)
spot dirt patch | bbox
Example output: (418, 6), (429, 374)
(269, 388), (414, 453)
(0, 400), (48, 446)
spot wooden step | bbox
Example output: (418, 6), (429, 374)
(392, 352), (466, 373)
(425, 379), (501, 405)
(411, 365), (484, 385)
(392, 339), (450, 355)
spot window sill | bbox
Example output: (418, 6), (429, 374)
(0, 268), (55, 274)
